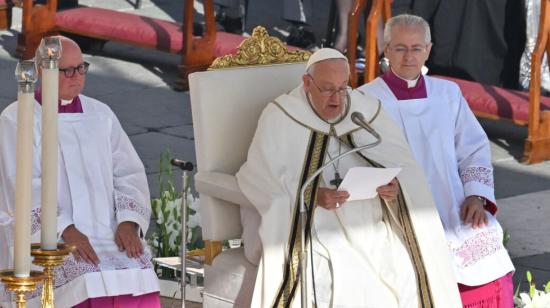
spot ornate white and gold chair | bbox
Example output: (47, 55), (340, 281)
(189, 27), (310, 307)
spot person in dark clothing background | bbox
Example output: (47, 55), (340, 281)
(215, 0), (317, 48)
(403, 0), (525, 88)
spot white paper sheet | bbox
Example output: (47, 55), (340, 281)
(337, 167), (401, 201)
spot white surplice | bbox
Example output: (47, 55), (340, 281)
(236, 86), (462, 308)
(0, 95), (159, 308)
(360, 76), (515, 286)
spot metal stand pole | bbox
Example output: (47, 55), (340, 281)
(181, 170), (188, 308)
(171, 158), (194, 308)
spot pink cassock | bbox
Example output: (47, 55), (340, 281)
(458, 272), (514, 308)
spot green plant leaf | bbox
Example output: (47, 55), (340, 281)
(502, 229), (510, 248)
(527, 271), (536, 298)
(514, 279), (521, 297)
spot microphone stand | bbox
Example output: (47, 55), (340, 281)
(171, 159), (194, 308)
(299, 116), (381, 308)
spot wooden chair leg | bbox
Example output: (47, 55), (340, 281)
(0, 6), (11, 30)
(17, 1), (57, 59)
(176, 62), (212, 90)
(177, 0), (216, 90)
(523, 110), (550, 164)
(204, 240), (222, 266)
(348, 0), (366, 88)
(16, 31), (40, 59)
(524, 0), (550, 164)
(16, 30), (54, 59)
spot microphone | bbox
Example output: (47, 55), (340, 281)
(351, 111), (381, 141)
(170, 158), (194, 171)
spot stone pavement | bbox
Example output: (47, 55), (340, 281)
(0, 0), (549, 305)
(480, 119), (550, 291)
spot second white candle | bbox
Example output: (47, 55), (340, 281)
(40, 66), (58, 251)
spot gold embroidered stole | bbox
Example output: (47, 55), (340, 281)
(341, 134), (434, 308)
(272, 130), (328, 308)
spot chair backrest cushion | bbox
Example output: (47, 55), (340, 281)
(189, 63), (306, 240)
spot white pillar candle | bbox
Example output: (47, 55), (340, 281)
(13, 62), (37, 278)
(40, 66), (59, 251)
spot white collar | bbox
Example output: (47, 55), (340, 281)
(60, 99), (73, 106)
(391, 68), (420, 88)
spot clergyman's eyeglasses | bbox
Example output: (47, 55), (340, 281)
(59, 62), (90, 78)
(387, 45), (428, 56)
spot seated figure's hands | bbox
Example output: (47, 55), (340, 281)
(376, 178), (399, 202)
(317, 187), (350, 210)
(115, 221), (143, 258)
(460, 196), (488, 229)
(62, 224), (99, 265)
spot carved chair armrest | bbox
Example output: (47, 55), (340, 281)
(195, 171), (251, 265)
(194, 171), (253, 208)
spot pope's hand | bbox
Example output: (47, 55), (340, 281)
(62, 225), (99, 265)
(317, 187), (350, 210)
(115, 221), (143, 258)
(376, 178), (399, 202)
(460, 196), (488, 229)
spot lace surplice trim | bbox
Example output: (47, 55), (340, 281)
(460, 166), (494, 188)
(1, 250), (154, 302)
(452, 228), (504, 268)
(53, 249), (153, 288)
(0, 284), (14, 302)
(0, 209), (42, 302)
(31, 207), (41, 235)
(114, 192), (151, 221)
(3, 208), (41, 247)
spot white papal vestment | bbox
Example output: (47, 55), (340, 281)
(0, 95), (159, 308)
(236, 86), (462, 308)
(360, 76), (514, 286)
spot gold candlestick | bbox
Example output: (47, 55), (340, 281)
(0, 270), (45, 308)
(31, 243), (74, 308)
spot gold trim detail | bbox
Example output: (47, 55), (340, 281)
(272, 101), (328, 136)
(31, 243), (75, 308)
(0, 270), (46, 308)
(209, 26), (311, 69)
(273, 131), (327, 307)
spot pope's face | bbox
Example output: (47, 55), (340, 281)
(58, 41), (86, 100)
(303, 59), (350, 121)
(384, 25), (432, 80)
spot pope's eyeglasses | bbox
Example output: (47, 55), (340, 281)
(307, 74), (351, 97)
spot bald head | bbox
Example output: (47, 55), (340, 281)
(36, 36), (87, 100)
(59, 36), (82, 57)
(35, 36), (82, 67)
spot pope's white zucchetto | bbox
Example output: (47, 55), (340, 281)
(305, 48), (348, 70)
